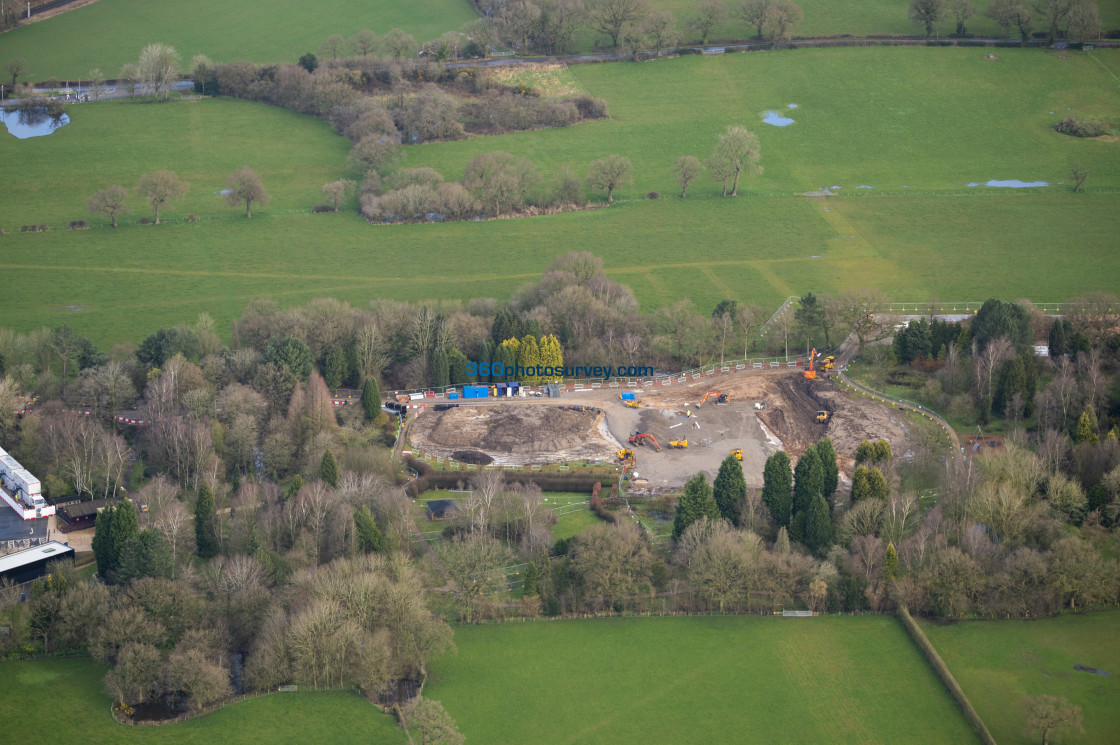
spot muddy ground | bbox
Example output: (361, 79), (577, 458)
(408, 404), (617, 467)
(406, 368), (912, 488)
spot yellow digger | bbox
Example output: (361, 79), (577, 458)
(669, 440), (688, 449)
(816, 410), (830, 423)
(731, 448), (742, 461)
(822, 355), (836, 371)
(617, 448), (635, 464)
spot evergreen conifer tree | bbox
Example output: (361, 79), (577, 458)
(793, 449), (823, 516)
(353, 505), (383, 553)
(813, 438), (839, 499)
(884, 541), (898, 579)
(672, 473), (720, 539)
(361, 377), (381, 421)
(762, 451), (793, 527)
(803, 493), (833, 554)
(320, 449), (340, 488)
(194, 483), (219, 558)
(713, 454), (747, 524)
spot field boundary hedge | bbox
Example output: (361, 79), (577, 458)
(898, 606), (997, 745)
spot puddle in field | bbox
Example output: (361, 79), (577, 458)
(0, 108), (70, 138)
(762, 110), (795, 126)
(967, 180), (1049, 188)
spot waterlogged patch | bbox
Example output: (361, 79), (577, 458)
(762, 110), (794, 126)
(967, 180), (1049, 188)
(856, 185), (873, 189)
(0, 109), (69, 139)
(788, 104), (798, 108)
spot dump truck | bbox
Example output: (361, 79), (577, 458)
(668, 440), (688, 449)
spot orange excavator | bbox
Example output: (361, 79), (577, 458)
(700, 391), (729, 406)
(628, 432), (662, 451)
(803, 348), (818, 380)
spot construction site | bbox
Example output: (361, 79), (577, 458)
(405, 364), (913, 491)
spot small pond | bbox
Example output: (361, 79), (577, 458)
(0, 108), (70, 139)
(967, 179), (1049, 188)
(762, 110), (795, 127)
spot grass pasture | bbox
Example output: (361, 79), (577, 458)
(921, 612), (1120, 745)
(0, 0), (479, 81)
(1, 48), (1119, 345)
(0, 657), (407, 745)
(426, 615), (980, 745)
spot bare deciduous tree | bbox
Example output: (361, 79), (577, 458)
(224, 166), (269, 218)
(137, 170), (188, 224)
(586, 154), (632, 203)
(587, 0), (651, 47)
(672, 155), (703, 197)
(87, 186), (129, 228)
(321, 179), (356, 211)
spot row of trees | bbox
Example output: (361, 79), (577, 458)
(87, 167), (267, 225)
(909, 0), (1102, 40)
(471, 0), (806, 54)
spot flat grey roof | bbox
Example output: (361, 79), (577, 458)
(0, 541), (74, 574)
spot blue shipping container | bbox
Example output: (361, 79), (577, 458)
(620, 392), (636, 401)
(463, 386), (488, 399)
(447, 391), (459, 400)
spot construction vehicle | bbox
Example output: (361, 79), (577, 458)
(628, 432), (662, 452)
(803, 348), (818, 380)
(822, 355), (836, 371)
(700, 392), (729, 406)
(731, 448), (742, 461)
(816, 410), (830, 423)
(623, 400), (641, 409)
(617, 448), (635, 466)
(669, 440), (688, 449)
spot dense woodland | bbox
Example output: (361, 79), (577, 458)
(1, 258), (1119, 716)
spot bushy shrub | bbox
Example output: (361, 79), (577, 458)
(67, 220), (87, 229)
(1054, 115), (1108, 138)
(186, 214), (199, 222)
(571, 96), (609, 119)
(138, 217), (153, 225)
(313, 205), (335, 213)
(646, 191), (660, 199)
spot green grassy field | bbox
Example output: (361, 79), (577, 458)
(574, 0), (1120, 49)
(0, 0), (478, 81)
(921, 612), (1120, 745)
(425, 615), (979, 744)
(2, 48), (1118, 346)
(0, 657), (407, 745)
(10, 0), (1120, 79)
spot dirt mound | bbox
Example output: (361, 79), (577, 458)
(452, 450), (493, 465)
(409, 403), (617, 466)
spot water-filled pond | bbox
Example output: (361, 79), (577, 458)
(0, 108), (70, 138)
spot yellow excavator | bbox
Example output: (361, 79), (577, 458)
(731, 448), (742, 461)
(816, 410), (830, 423)
(822, 355), (836, 371)
(669, 440), (688, 449)
(617, 448), (635, 466)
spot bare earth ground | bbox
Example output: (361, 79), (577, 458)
(407, 369), (912, 489)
